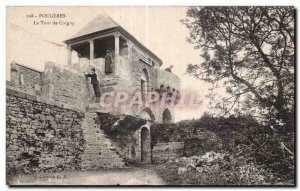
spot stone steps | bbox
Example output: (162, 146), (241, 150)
(80, 112), (125, 169)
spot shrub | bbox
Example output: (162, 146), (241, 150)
(155, 151), (284, 185)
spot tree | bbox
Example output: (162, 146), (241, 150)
(182, 7), (294, 128)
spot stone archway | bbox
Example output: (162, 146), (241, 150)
(139, 107), (155, 121)
(140, 126), (151, 162)
(162, 108), (172, 123)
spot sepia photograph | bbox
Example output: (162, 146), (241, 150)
(5, 6), (295, 186)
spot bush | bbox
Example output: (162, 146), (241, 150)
(155, 151), (285, 185)
(174, 113), (295, 183)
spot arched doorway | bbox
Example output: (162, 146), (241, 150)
(141, 127), (151, 162)
(139, 108), (155, 121)
(163, 108), (172, 123)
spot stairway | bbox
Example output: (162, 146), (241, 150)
(81, 112), (125, 169)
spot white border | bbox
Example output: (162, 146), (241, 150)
(1, 0), (298, 190)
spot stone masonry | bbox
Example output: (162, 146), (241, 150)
(80, 112), (125, 169)
(152, 142), (184, 164)
(6, 88), (85, 174)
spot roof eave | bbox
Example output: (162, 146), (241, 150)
(117, 27), (163, 66)
(63, 27), (119, 44)
(63, 26), (163, 66)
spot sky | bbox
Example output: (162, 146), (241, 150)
(6, 6), (211, 122)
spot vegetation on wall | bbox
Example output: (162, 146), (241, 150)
(154, 113), (294, 185)
(151, 121), (222, 156)
(204, 113), (294, 181)
(97, 113), (146, 149)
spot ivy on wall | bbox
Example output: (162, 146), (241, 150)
(97, 113), (147, 149)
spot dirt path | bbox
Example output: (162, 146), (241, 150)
(9, 167), (166, 185)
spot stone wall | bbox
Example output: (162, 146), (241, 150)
(9, 55), (179, 122)
(6, 88), (85, 174)
(117, 56), (132, 87)
(152, 142), (184, 164)
(10, 63), (42, 95)
(9, 62), (93, 110)
(96, 113), (148, 163)
(153, 106), (175, 123)
(80, 112), (125, 169)
(183, 129), (222, 157)
(42, 62), (91, 109)
(131, 48), (155, 93)
(154, 69), (180, 91)
(151, 123), (222, 162)
(6, 58), (182, 171)
(6, 87), (127, 174)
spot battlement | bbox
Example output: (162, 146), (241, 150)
(9, 62), (92, 110)
(154, 69), (181, 91)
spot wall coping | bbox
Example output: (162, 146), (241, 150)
(154, 141), (184, 146)
(13, 62), (44, 73)
(6, 86), (85, 114)
(156, 69), (181, 82)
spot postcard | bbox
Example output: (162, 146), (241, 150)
(6, 6), (295, 186)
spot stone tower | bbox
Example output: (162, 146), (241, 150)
(64, 14), (181, 124)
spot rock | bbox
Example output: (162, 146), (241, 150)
(196, 167), (203, 173)
(178, 167), (187, 175)
(186, 163), (196, 171)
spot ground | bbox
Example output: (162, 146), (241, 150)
(8, 167), (165, 185)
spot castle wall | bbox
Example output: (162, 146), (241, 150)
(6, 87), (125, 174)
(152, 142), (184, 164)
(6, 88), (85, 174)
(10, 63), (42, 95)
(150, 106), (174, 123)
(131, 48), (155, 92)
(10, 62), (95, 110)
(7, 54), (181, 170)
(117, 56), (133, 87)
(154, 69), (181, 91)
(42, 62), (91, 109)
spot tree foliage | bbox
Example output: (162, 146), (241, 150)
(182, 7), (294, 127)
